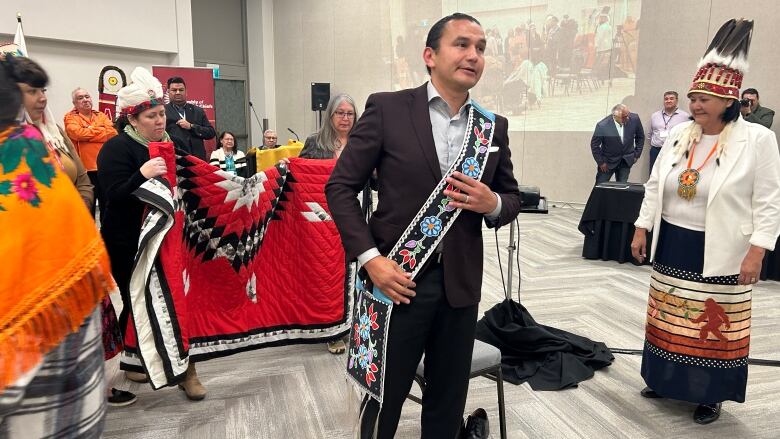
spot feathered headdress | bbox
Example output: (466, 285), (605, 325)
(688, 19), (753, 100)
(671, 19), (755, 166)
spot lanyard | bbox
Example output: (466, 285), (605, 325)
(686, 140), (719, 171)
(661, 110), (675, 129)
(175, 105), (186, 120)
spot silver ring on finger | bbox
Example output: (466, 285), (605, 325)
(464, 195), (470, 204)
(750, 277), (757, 283)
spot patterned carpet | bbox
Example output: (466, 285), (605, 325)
(103, 207), (780, 438)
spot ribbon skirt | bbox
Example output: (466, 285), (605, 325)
(641, 220), (750, 404)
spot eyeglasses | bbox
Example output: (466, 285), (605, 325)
(333, 111), (355, 119)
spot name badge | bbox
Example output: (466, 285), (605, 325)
(659, 130), (668, 139)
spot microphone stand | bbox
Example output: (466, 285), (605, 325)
(248, 101), (264, 142)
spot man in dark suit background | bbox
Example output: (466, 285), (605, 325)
(326, 13), (521, 438)
(164, 76), (215, 160)
(590, 103), (645, 183)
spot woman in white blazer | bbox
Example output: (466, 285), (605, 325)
(209, 131), (247, 177)
(630, 19), (780, 425)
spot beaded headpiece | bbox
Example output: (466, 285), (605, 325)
(688, 19), (753, 100)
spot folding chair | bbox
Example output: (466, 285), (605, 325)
(407, 339), (507, 439)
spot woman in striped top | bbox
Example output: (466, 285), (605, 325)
(209, 131), (246, 177)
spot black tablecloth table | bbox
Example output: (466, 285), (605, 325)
(578, 183), (780, 280)
(578, 182), (650, 265)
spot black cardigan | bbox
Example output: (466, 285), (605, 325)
(300, 133), (336, 159)
(96, 132), (150, 248)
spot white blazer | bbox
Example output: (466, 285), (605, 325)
(635, 117), (780, 277)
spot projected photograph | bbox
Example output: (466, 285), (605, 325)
(390, 0), (642, 131)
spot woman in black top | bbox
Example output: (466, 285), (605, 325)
(98, 103), (167, 336)
(300, 93), (359, 159)
(299, 94), (363, 354)
(97, 67), (206, 401)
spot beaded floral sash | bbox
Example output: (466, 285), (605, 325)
(346, 101), (496, 403)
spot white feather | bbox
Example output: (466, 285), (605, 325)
(697, 51), (749, 73)
(672, 120), (736, 165)
(672, 123), (702, 163)
(116, 67), (164, 111)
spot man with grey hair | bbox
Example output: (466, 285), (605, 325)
(590, 103), (645, 183)
(64, 87), (117, 217)
(262, 129), (279, 149)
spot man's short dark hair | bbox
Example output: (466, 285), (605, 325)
(424, 13), (481, 74)
(167, 76), (186, 89)
(663, 91), (678, 99)
(742, 87), (759, 98)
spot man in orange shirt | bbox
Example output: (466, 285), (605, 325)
(64, 87), (117, 217)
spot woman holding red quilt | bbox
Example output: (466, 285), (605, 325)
(97, 67), (207, 401)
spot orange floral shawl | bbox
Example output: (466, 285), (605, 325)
(0, 124), (113, 390)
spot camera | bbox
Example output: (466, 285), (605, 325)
(740, 98), (751, 107)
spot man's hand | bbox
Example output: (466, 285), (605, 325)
(599, 163), (609, 173)
(177, 119), (192, 130)
(738, 245), (765, 285)
(631, 228), (647, 263)
(444, 171), (498, 214)
(363, 256), (416, 305)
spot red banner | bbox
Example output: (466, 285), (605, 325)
(98, 93), (117, 122)
(152, 66), (217, 157)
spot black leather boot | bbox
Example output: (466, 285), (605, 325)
(461, 408), (489, 439)
(640, 386), (662, 398)
(693, 403), (721, 424)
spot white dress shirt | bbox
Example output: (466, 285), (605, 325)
(356, 81), (501, 265)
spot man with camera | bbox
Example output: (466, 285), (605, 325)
(740, 87), (774, 128)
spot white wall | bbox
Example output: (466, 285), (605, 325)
(1, 0), (193, 121)
(1, 0), (181, 53)
(246, 0), (275, 144)
(271, 0), (393, 142)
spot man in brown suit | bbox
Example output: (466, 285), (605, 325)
(326, 13), (521, 438)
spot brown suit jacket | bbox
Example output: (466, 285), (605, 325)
(325, 83), (521, 307)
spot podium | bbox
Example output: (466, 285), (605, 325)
(247, 142), (304, 173)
